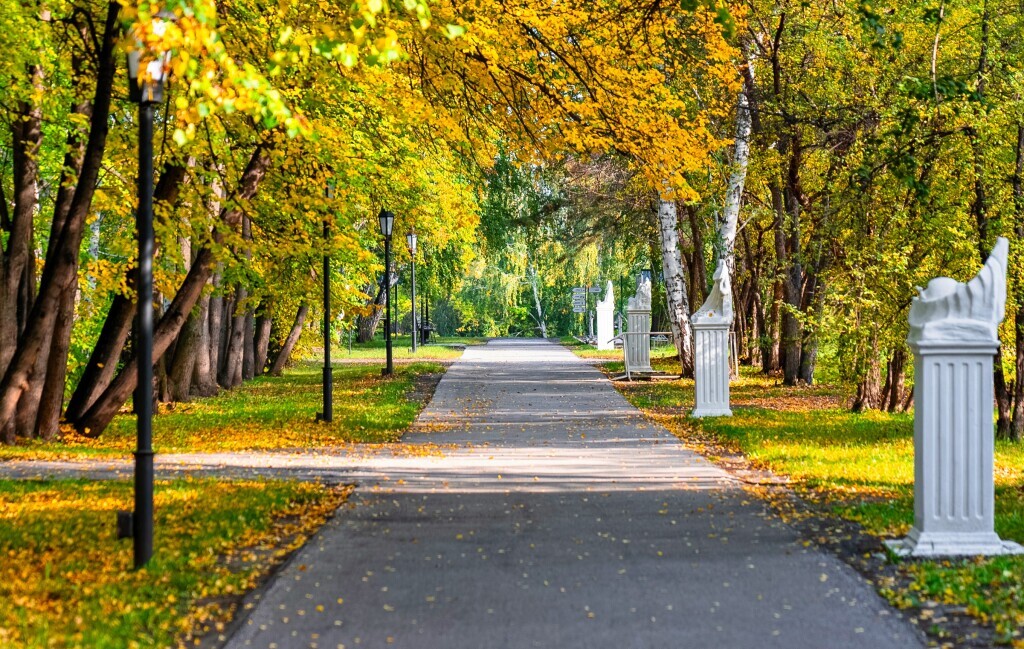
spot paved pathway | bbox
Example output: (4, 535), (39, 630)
(223, 339), (924, 649)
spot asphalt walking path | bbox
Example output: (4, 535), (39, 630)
(223, 339), (924, 649)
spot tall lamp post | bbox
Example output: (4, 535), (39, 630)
(119, 16), (175, 570)
(378, 210), (395, 376)
(407, 231), (418, 353)
(317, 182), (334, 423)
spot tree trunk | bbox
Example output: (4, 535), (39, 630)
(657, 198), (694, 374)
(208, 289), (224, 383)
(0, 4), (120, 438)
(166, 305), (202, 402)
(527, 263), (547, 337)
(71, 140), (275, 437)
(852, 336), (882, 412)
(191, 294), (219, 397)
(240, 215), (255, 381)
(357, 276), (390, 343)
(253, 312), (272, 375)
(269, 304), (308, 376)
(62, 164), (187, 423)
(682, 203), (707, 310)
(774, 136), (805, 386)
(0, 65), (43, 387)
(1011, 124), (1024, 441)
(883, 347), (908, 413)
(222, 286), (247, 389)
(719, 45), (755, 276)
(242, 308), (256, 381)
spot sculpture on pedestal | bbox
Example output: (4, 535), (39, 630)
(596, 281), (615, 351)
(886, 237), (1023, 557)
(691, 260), (733, 417)
(625, 275), (654, 373)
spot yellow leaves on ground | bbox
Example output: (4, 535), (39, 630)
(0, 478), (348, 648)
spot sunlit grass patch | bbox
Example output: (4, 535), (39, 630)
(325, 335), (486, 361)
(0, 361), (446, 459)
(561, 337), (681, 363)
(611, 367), (1024, 643)
(0, 478), (347, 648)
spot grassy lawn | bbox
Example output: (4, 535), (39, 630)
(560, 337), (681, 362)
(0, 361), (447, 459)
(327, 335), (487, 361)
(613, 368), (1024, 644)
(0, 478), (348, 648)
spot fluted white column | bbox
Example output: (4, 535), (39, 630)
(626, 308), (654, 373)
(692, 323), (731, 417)
(886, 237), (1022, 557)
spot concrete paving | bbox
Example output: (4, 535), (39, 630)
(223, 339), (925, 649)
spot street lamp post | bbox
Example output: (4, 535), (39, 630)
(119, 16), (175, 570)
(317, 183), (334, 423)
(378, 210), (395, 376)
(407, 231), (418, 353)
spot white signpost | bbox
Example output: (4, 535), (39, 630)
(571, 287), (586, 314)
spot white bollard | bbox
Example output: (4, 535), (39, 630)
(885, 237), (1023, 557)
(692, 260), (732, 418)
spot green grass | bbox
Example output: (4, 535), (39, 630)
(560, 336), (680, 362)
(613, 368), (1024, 642)
(0, 478), (347, 648)
(325, 335), (487, 361)
(0, 361), (446, 459)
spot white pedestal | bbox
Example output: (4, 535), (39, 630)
(885, 341), (1024, 558)
(625, 308), (654, 373)
(692, 323), (732, 417)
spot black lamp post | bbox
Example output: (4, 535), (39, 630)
(119, 15), (174, 570)
(317, 182), (334, 423)
(407, 231), (418, 353)
(378, 209), (395, 376)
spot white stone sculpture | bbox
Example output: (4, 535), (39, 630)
(886, 237), (1023, 557)
(625, 275), (654, 374)
(596, 281), (615, 351)
(628, 276), (652, 311)
(691, 260), (733, 417)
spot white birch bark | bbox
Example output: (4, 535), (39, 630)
(527, 263), (547, 338)
(657, 198), (693, 371)
(719, 48), (755, 277)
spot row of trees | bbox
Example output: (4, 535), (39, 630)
(0, 0), (739, 443)
(8, 0), (1018, 445)
(448, 1), (1024, 444)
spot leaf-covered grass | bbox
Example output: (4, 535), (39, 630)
(613, 368), (1024, 643)
(560, 337), (680, 362)
(0, 361), (446, 459)
(0, 478), (348, 648)
(325, 335), (487, 361)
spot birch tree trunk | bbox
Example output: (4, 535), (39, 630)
(527, 263), (547, 338)
(719, 48), (755, 276)
(657, 198), (693, 374)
